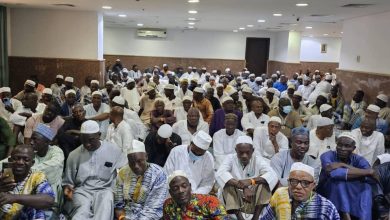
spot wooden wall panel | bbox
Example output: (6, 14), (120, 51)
(267, 60), (339, 77)
(301, 62), (339, 74)
(104, 54), (246, 73)
(8, 56), (104, 93)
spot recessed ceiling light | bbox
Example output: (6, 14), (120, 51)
(233, 30), (238, 32)
(137, 23), (144, 27)
(188, 26), (194, 29)
(341, 32), (344, 34)
(273, 13), (283, 16)
(309, 35), (314, 37)
(188, 10), (198, 14)
(239, 27), (245, 30)
(102, 6), (112, 9)
(247, 24), (254, 27)
(323, 33), (329, 36)
(257, 19), (266, 23)
(296, 3), (308, 7)
(188, 0), (199, 3)
(118, 14), (127, 17)
(305, 26), (313, 29)
(188, 22), (195, 25)
(188, 18), (196, 21)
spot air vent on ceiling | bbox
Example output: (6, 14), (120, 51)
(310, 14), (330, 17)
(52, 3), (75, 7)
(342, 3), (374, 8)
(280, 22), (296, 25)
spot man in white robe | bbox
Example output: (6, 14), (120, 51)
(216, 136), (278, 220)
(307, 117), (336, 160)
(0, 87), (22, 127)
(50, 75), (65, 103)
(121, 78), (141, 112)
(172, 108), (209, 145)
(83, 91), (110, 139)
(308, 75), (332, 105)
(164, 130), (215, 194)
(253, 116), (289, 160)
(105, 106), (134, 154)
(241, 99), (270, 134)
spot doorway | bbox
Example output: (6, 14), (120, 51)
(245, 38), (270, 75)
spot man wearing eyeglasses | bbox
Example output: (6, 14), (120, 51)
(260, 162), (340, 220)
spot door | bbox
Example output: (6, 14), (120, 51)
(245, 38), (270, 75)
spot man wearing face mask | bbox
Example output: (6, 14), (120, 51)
(164, 130), (215, 194)
(62, 120), (127, 219)
(268, 97), (302, 138)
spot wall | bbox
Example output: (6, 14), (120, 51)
(104, 27), (275, 60)
(339, 11), (390, 74)
(287, 31), (301, 63)
(300, 37), (341, 62)
(10, 8), (101, 60)
(272, 31), (289, 62)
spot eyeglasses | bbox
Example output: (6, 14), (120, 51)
(288, 178), (313, 188)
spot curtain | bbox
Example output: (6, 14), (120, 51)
(0, 6), (8, 86)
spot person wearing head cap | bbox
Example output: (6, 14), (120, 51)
(150, 98), (176, 132)
(263, 87), (280, 110)
(241, 98), (270, 135)
(83, 90), (110, 138)
(112, 58), (123, 73)
(317, 132), (378, 220)
(162, 84), (181, 111)
(220, 77), (235, 95)
(341, 89), (367, 130)
(172, 108), (209, 146)
(114, 140), (168, 220)
(59, 89), (77, 117)
(164, 130), (215, 194)
(307, 117), (336, 159)
(261, 162), (340, 220)
(350, 117), (385, 165)
(204, 87), (222, 113)
(175, 78), (193, 100)
(13, 79), (40, 102)
(120, 76), (141, 112)
(297, 75), (314, 102)
(0, 87), (22, 125)
(144, 124), (182, 167)
(178, 66), (192, 81)
(307, 92), (329, 117)
(24, 99), (64, 145)
(61, 76), (81, 102)
(253, 116), (289, 159)
(40, 88), (54, 105)
(192, 87), (214, 124)
(62, 120), (127, 220)
(375, 93), (390, 123)
(307, 71), (332, 105)
(127, 64), (141, 80)
(329, 85), (345, 120)
(139, 84), (161, 126)
(270, 126), (320, 186)
(50, 74), (65, 102)
(246, 74), (256, 91)
(214, 83), (228, 105)
(291, 90), (312, 123)
(273, 75), (288, 93)
(306, 103), (333, 131)
(209, 95), (243, 137)
(268, 97), (302, 138)
(111, 72), (124, 91)
(216, 135), (278, 219)
(351, 104), (389, 135)
(280, 83), (296, 101)
(163, 170), (228, 219)
(80, 76), (93, 104)
(82, 79), (109, 106)
(371, 155), (390, 219)
(30, 123), (64, 204)
(105, 106), (134, 153)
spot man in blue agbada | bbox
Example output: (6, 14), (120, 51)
(317, 132), (379, 220)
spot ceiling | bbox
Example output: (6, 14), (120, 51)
(3, 0), (390, 37)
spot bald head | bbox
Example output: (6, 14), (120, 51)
(110, 106), (124, 117)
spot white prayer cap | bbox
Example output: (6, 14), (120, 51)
(315, 69), (320, 73)
(201, 67), (207, 70)
(192, 130), (212, 150)
(205, 72), (211, 76)
(145, 86), (155, 93)
(290, 162), (315, 178)
(80, 120), (100, 134)
(269, 116), (282, 124)
(116, 59), (120, 62)
(325, 75), (332, 80)
(42, 88), (52, 95)
(245, 71), (250, 74)
(242, 86), (253, 93)
(337, 131), (358, 145)
(193, 87), (204, 94)
(249, 73), (255, 78)
(276, 71), (280, 74)
(106, 80), (114, 85)
(377, 94), (388, 103)
(56, 74), (64, 79)
(225, 68), (231, 72)
(377, 153), (390, 164)
(164, 84), (175, 90)
(183, 96), (193, 102)
(271, 74), (277, 78)
(188, 66), (192, 69)
(65, 89), (76, 96)
(319, 104), (332, 113)
(317, 117), (334, 127)
(65, 77), (74, 83)
(287, 83), (295, 89)
(293, 91), (302, 97)
(122, 68), (129, 73)
(112, 96), (125, 105)
(367, 104), (380, 113)
(191, 78), (198, 83)
(168, 170), (188, 186)
(25, 80), (36, 87)
(222, 96), (233, 103)
(91, 80), (99, 85)
(236, 135), (253, 145)
(192, 66), (197, 69)
(255, 77), (262, 82)
(325, 72), (330, 76)
(92, 91), (102, 97)
(127, 140), (146, 154)
(0, 87), (10, 93)
(163, 64), (168, 67)
(227, 88), (237, 96)
(212, 70), (217, 74)
(266, 88), (276, 94)
(127, 78), (135, 83)
(157, 124), (173, 138)
(216, 84), (223, 88)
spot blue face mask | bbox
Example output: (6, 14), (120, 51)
(282, 105), (292, 114)
(189, 150), (202, 162)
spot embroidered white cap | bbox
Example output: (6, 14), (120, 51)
(377, 94), (388, 103)
(290, 162), (315, 178)
(157, 124), (173, 139)
(42, 88), (52, 95)
(91, 91), (102, 97)
(91, 80), (99, 85)
(25, 80), (36, 87)
(168, 170), (188, 186)
(80, 120), (100, 134)
(65, 77), (74, 83)
(317, 117), (334, 127)
(56, 75), (64, 79)
(319, 104), (332, 113)
(337, 131), (358, 145)
(236, 135), (253, 145)
(192, 130), (212, 150)
(112, 96), (125, 105)
(127, 140), (146, 154)
(269, 116), (282, 124)
(65, 89), (76, 96)
(367, 104), (380, 113)
(193, 87), (204, 94)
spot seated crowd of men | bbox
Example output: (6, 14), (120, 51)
(0, 59), (389, 220)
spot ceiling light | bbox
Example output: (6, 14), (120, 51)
(323, 33), (328, 36)
(233, 30), (238, 32)
(102, 6), (112, 9)
(341, 32), (344, 34)
(296, 3), (308, 7)
(188, 18), (196, 21)
(247, 24), (254, 27)
(118, 14), (127, 17)
(188, 0), (199, 3)
(188, 26), (194, 29)
(257, 19), (266, 23)
(239, 27), (245, 30)
(137, 23), (144, 27)
(188, 22), (195, 25)
(305, 26), (312, 29)
(273, 13), (283, 16)
(188, 10), (198, 14)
